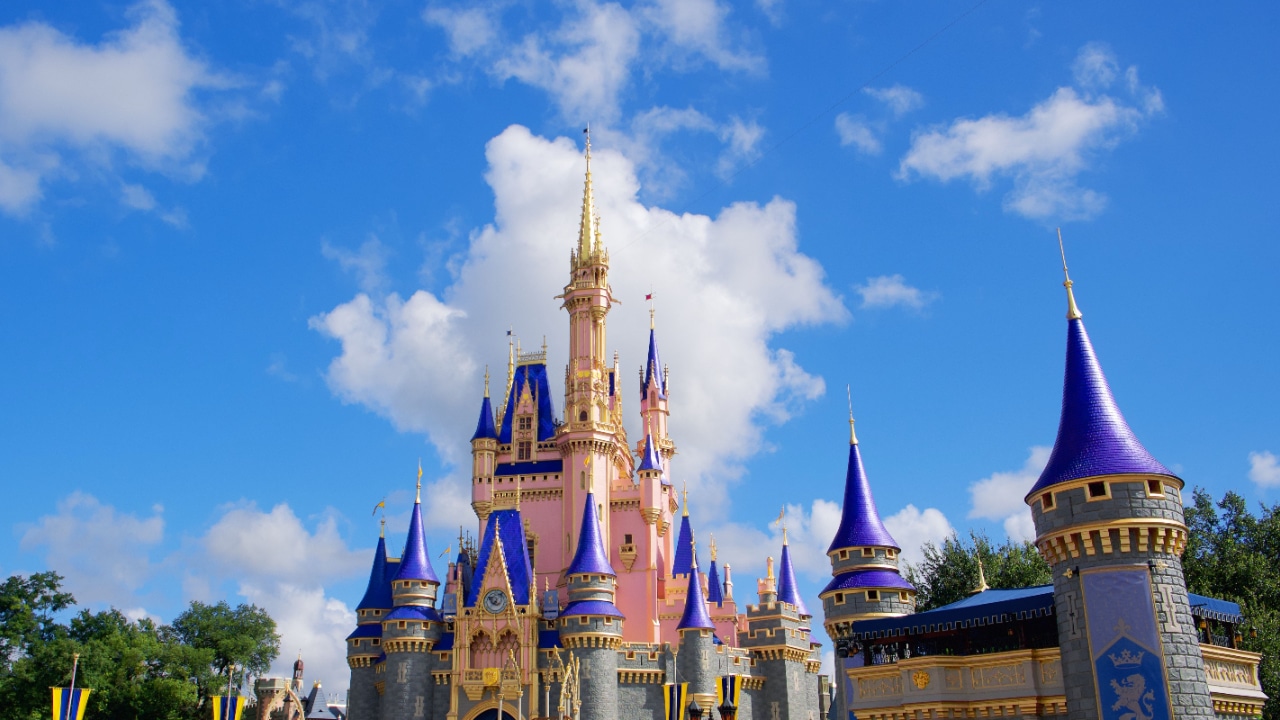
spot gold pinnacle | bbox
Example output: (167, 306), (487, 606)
(847, 384), (858, 445)
(1058, 228), (1082, 320)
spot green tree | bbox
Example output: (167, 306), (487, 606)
(1182, 489), (1280, 720)
(0, 571), (74, 671)
(904, 531), (1052, 611)
(171, 600), (280, 704)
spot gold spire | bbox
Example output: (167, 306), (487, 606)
(577, 127), (598, 263)
(484, 366), (490, 398)
(1057, 228), (1082, 320)
(776, 506), (788, 546)
(972, 555), (990, 594)
(681, 481), (689, 517)
(380, 516), (385, 538)
(847, 384), (858, 445)
(766, 555), (775, 581)
(416, 459), (422, 503)
(649, 306), (655, 329)
(709, 534), (717, 561)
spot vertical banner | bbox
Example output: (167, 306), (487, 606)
(212, 695), (247, 720)
(663, 682), (689, 720)
(51, 687), (91, 720)
(1081, 567), (1173, 720)
(716, 675), (741, 709)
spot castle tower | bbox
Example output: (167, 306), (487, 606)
(347, 522), (392, 720)
(293, 652), (305, 692)
(556, 130), (626, 580)
(743, 537), (823, 720)
(639, 311), (674, 467)
(1026, 259), (1212, 719)
(675, 543), (716, 711)
(820, 416), (915, 720)
(558, 493), (624, 720)
(471, 370), (499, 525)
(382, 477), (442, 720)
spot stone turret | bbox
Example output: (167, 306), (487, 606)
(347, 525), (392, 720)
(675, 545), (716, 712)
(558, 493), (623, 720)
(382, 480), (442, 720)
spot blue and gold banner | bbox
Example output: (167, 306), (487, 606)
(663, 682), (688, 720)
(1082, 567), (1173, 720)
(212, 695), (246, 720)
(716, 674), (741, 709)
(51, 687), (91, 720)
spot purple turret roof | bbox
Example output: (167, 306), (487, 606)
(498, 363), (557, 443)
(676, 555), (713, 630)
(1029, 317), (1174, 496)
(821, 568), (915, 594)
(356, 534), (393, 610)
(776, 543), (809, 616)
(471, 394), (497, 441)
(828, 440), (900, 553)
(706, 559), (723, 605)
(638, 432), (661, 473)
(671, 513), (697, 576)
(642, 327), (666, 400)
(566, 493), (616, 577)
(393, 500), (439, 584)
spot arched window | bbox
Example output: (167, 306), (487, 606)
(469, 631), (494, 668)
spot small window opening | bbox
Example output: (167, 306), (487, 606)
(866, 590), (880, 601)
(861, 548), (874, 558)
(1147, 479), (1164, 496)
(624, 534), (633, 544)
(1042, 492), (1055, 509)
(1087, 481), (1107, 498)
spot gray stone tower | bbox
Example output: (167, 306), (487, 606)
(819, 417), (915, 720)
(381, 481), (442, 720)
(1026, 267), (1212, 720)
(557, 492), (623, 720)
(675, 545), (716, 713)
(347, 522), (392, 720)
(742, 537), (822, 720)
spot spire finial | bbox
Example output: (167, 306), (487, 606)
(577, 127), (597, 263)
(484, 366), (490, 398)
(709, 533), (717, 561)
(682, 481), (689, 517)
(689, 528), (697, 569)
(416, 459), (423, 503)
(766, 555), (775, 580)
(973, 555), (990, 594)
(847, 384), (858, 445)
(380, 516), (386, 538)
(775, 506), (788, 546)
(1058, 228), (1082, 320)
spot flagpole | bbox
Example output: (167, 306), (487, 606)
(65, 652), (80, 720)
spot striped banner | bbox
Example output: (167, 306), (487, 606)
(716, 674), (741, 709)
(212, 695), (247, 720)
(51, 687), (91, 720)
(663, 682), (689, 720)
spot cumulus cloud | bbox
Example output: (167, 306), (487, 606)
(312, 125), (846, 524)
(1249, 451), (1280, 489)
(20, 492), (165, 608)
(423, 6), (498, 58)
(968, 446), (1050, 541)
(898, 44), (1162, 221)
(0, 0), (225, 215)
(834, 114), (880, 155)
(864, 85), (924, 117)
(322, 235), (391, 294)
(854, 274), (937, 311)
(639, 0), (764, 73)
(884, 504), (954, 567)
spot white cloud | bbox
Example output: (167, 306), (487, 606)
(423, 6), (498, 58)
(716, 115), (765, 178)
(639, 0), (764, 73)
(321, 235), (390, 294)
(864, 85), (924, 117)
(1249, 450), (1280, 489)
(1072, 42), (1118, 90)
(898, 44), (1161, 221)
(854, 274), (936, 310)
(0, 0), (225, 214)
(883, 504), (954, 568)
(967, 446), (1050, 542)
(20, 492), (165, 607)
(834, 113), (881, 155)
(312, 125), (846, 525)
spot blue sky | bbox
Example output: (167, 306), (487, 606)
(2, 0), (1277, 695)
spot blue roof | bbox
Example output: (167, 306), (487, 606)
(642, 328), (666, 400)
(1030, 317), (1174, 496)
(1189, 593), (1244, 623)
(566, 492), (616, 576)
(498, 363), (557, 443)
(672, 514), (697, 576)
(539, 629), (563, 648)
(471, 395), (498, 441)
(385, 605), (441, 622)
(561, 599), (625, 618)
(356, 535), (393, 610)
(637, 432), (661, 473)
(466, 509), (534, 607)
(346, 623), (382, 640)
(394, 501), (439, 584)
(676, 561), (713, 630)
(435, 632), (454, 652)
(494, 459), (563, 477)
(821, 568), (915, 595)
(828, 442), (899, 552)
(850, 585), (1051, 640)
(776, 544), (809, 616)
(706, 560), (723, 605)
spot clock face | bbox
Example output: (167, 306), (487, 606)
(483, 589), (508, 614)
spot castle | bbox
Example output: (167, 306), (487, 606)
(319, 136), (1265, 720)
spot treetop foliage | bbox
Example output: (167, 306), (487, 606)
(903, 531), (1052, 612)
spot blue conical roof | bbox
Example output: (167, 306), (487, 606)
(776, 543), (809, 616)
(671, 513), (697, 576)
(394, 501), (439, 584)
(638, 432), (661, 472)
(676, 556), (713, 630)
(566, 493), (615, 577)
(1029, 317), (1174, 496)
(828, 441), (899, 553)
(471, 395), (497, 441)
(642, 328), (666, 400)
(356, 534), (393, 610)
(706, 559), (723, 605)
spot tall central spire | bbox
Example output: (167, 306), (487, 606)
(577, 126), (598, 265)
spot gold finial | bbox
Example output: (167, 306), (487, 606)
(847, 384), (858, 445)
(681, 482), (689, 517)
(710, 534), (717, 561)
(380, 516), (385, 538)
(766, 556), (775, 580)
(649, 306), (655, 329)
(973, 555), (990, 594)
(1057, 228), (1082, 320)
(483, 366), (490, 398)
(577, 127), (597, 263)
(416, 459), (423, 503)
(774, 506), (788, 546)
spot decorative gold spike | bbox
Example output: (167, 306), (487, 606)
(380, 516), (386, 538)
(681, 482), (689, 517)
(484, 366), (490, 398)
(710, 534), (718, 561)
(416, 459), (423, 503)
(1058, 228), (1082, 320)
(973, 556), (990, 594)
(847, 384), (858, 445)
(577, 127), (597, 264)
